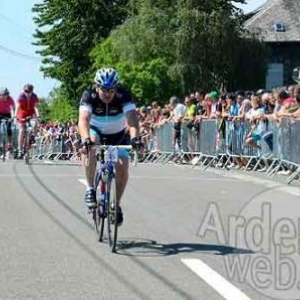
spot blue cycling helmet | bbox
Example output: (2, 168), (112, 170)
(94, 68), (119, 89)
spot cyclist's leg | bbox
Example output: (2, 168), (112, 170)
(6, 119), (13, 157)
(7, 119), (12, 145)
(82, 126), (99, 208)
(17, 121), (26, 157)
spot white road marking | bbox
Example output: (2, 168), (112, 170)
(182, 258), (252, 300)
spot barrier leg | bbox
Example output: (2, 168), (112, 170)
(287, 167), (300, 185)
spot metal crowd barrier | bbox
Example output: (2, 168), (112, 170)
(9, 118), (300, 185)
(142, 118), (300, 185)
(31, 135), (81, 164)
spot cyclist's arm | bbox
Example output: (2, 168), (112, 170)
(14, 102), (20, 119)
(125, 109), (139, 139)
(34, 106), (40, 118)
(78, 90), (93, 141)
(78, 107), (91, 140)
(10, 104), (14, 119)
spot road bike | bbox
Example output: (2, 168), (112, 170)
(20, 117), (37, 164)
(86, 144), (137, 253)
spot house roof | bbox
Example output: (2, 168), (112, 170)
(245, 0), (300, 42)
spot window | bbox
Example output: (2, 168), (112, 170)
(274, 21), (285, 32)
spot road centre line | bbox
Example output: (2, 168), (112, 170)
(182, 258), (252, 300)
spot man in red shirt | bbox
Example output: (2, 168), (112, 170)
(15, 84), (40, 158)
(0, 87), (15, 155)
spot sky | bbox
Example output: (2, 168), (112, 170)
(0, 0), (267, 100)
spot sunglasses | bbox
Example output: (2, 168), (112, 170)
(99, 87), (116, 94)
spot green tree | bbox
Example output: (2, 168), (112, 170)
(45, 87), (78, 122)
(32, 0), (129, 103)
(38, 97), (51, 122)
(90, 0), (266, 98)
(90, 38), (180, 103)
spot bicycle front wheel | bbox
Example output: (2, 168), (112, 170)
(107, 174), (118, 253)
(94, 173), (105, 242)
(24, 151), (29, 165)
(132, 149), (138, 167)
(1, 137), (6, 162)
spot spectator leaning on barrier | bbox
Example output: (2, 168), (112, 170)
(182, 95), (197, 128)
(152, 108), (170, 129)
(209, 91), (219, 119)
(168, 96), (187, 150)
(245, 96), (266, 150)
(280, 89), (295, 110)
(202, 93), (212, 118)
(257, 90), (288, 156)
(195, 89), (205, 116)
(277, 90), (300, 119)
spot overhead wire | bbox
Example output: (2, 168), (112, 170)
(0, 11), (42, 61)
(0, 44), (42, 61)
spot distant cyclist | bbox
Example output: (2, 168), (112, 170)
(14, 84), (40, 158)
(0, 87), (15, 156)
(78, 67), (141, 226)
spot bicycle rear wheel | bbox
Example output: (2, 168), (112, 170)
(92, 206), (104, 241)
(23, 132), (30, 165)
(107, 174), (118, 252)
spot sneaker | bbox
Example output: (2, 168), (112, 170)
(5, 151), (12, 160)
(17, 150), (23, 159)
(117, 205), (123, 226)
(85, 189), (97, 209)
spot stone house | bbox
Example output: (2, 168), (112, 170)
(245, 0), (300, 90)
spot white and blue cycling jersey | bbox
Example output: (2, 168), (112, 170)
(79, 85), (136, 136)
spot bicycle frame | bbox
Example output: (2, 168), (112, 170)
(89, 144), (132, 252)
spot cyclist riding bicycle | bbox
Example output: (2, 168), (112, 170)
(0, 87), (15, 157)
(78, 67), (141, 226)
(14, 84), (40, 158)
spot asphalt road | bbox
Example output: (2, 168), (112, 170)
(0, 160), (300, 300)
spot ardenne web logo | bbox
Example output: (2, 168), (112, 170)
(197, 197), (300, 300)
